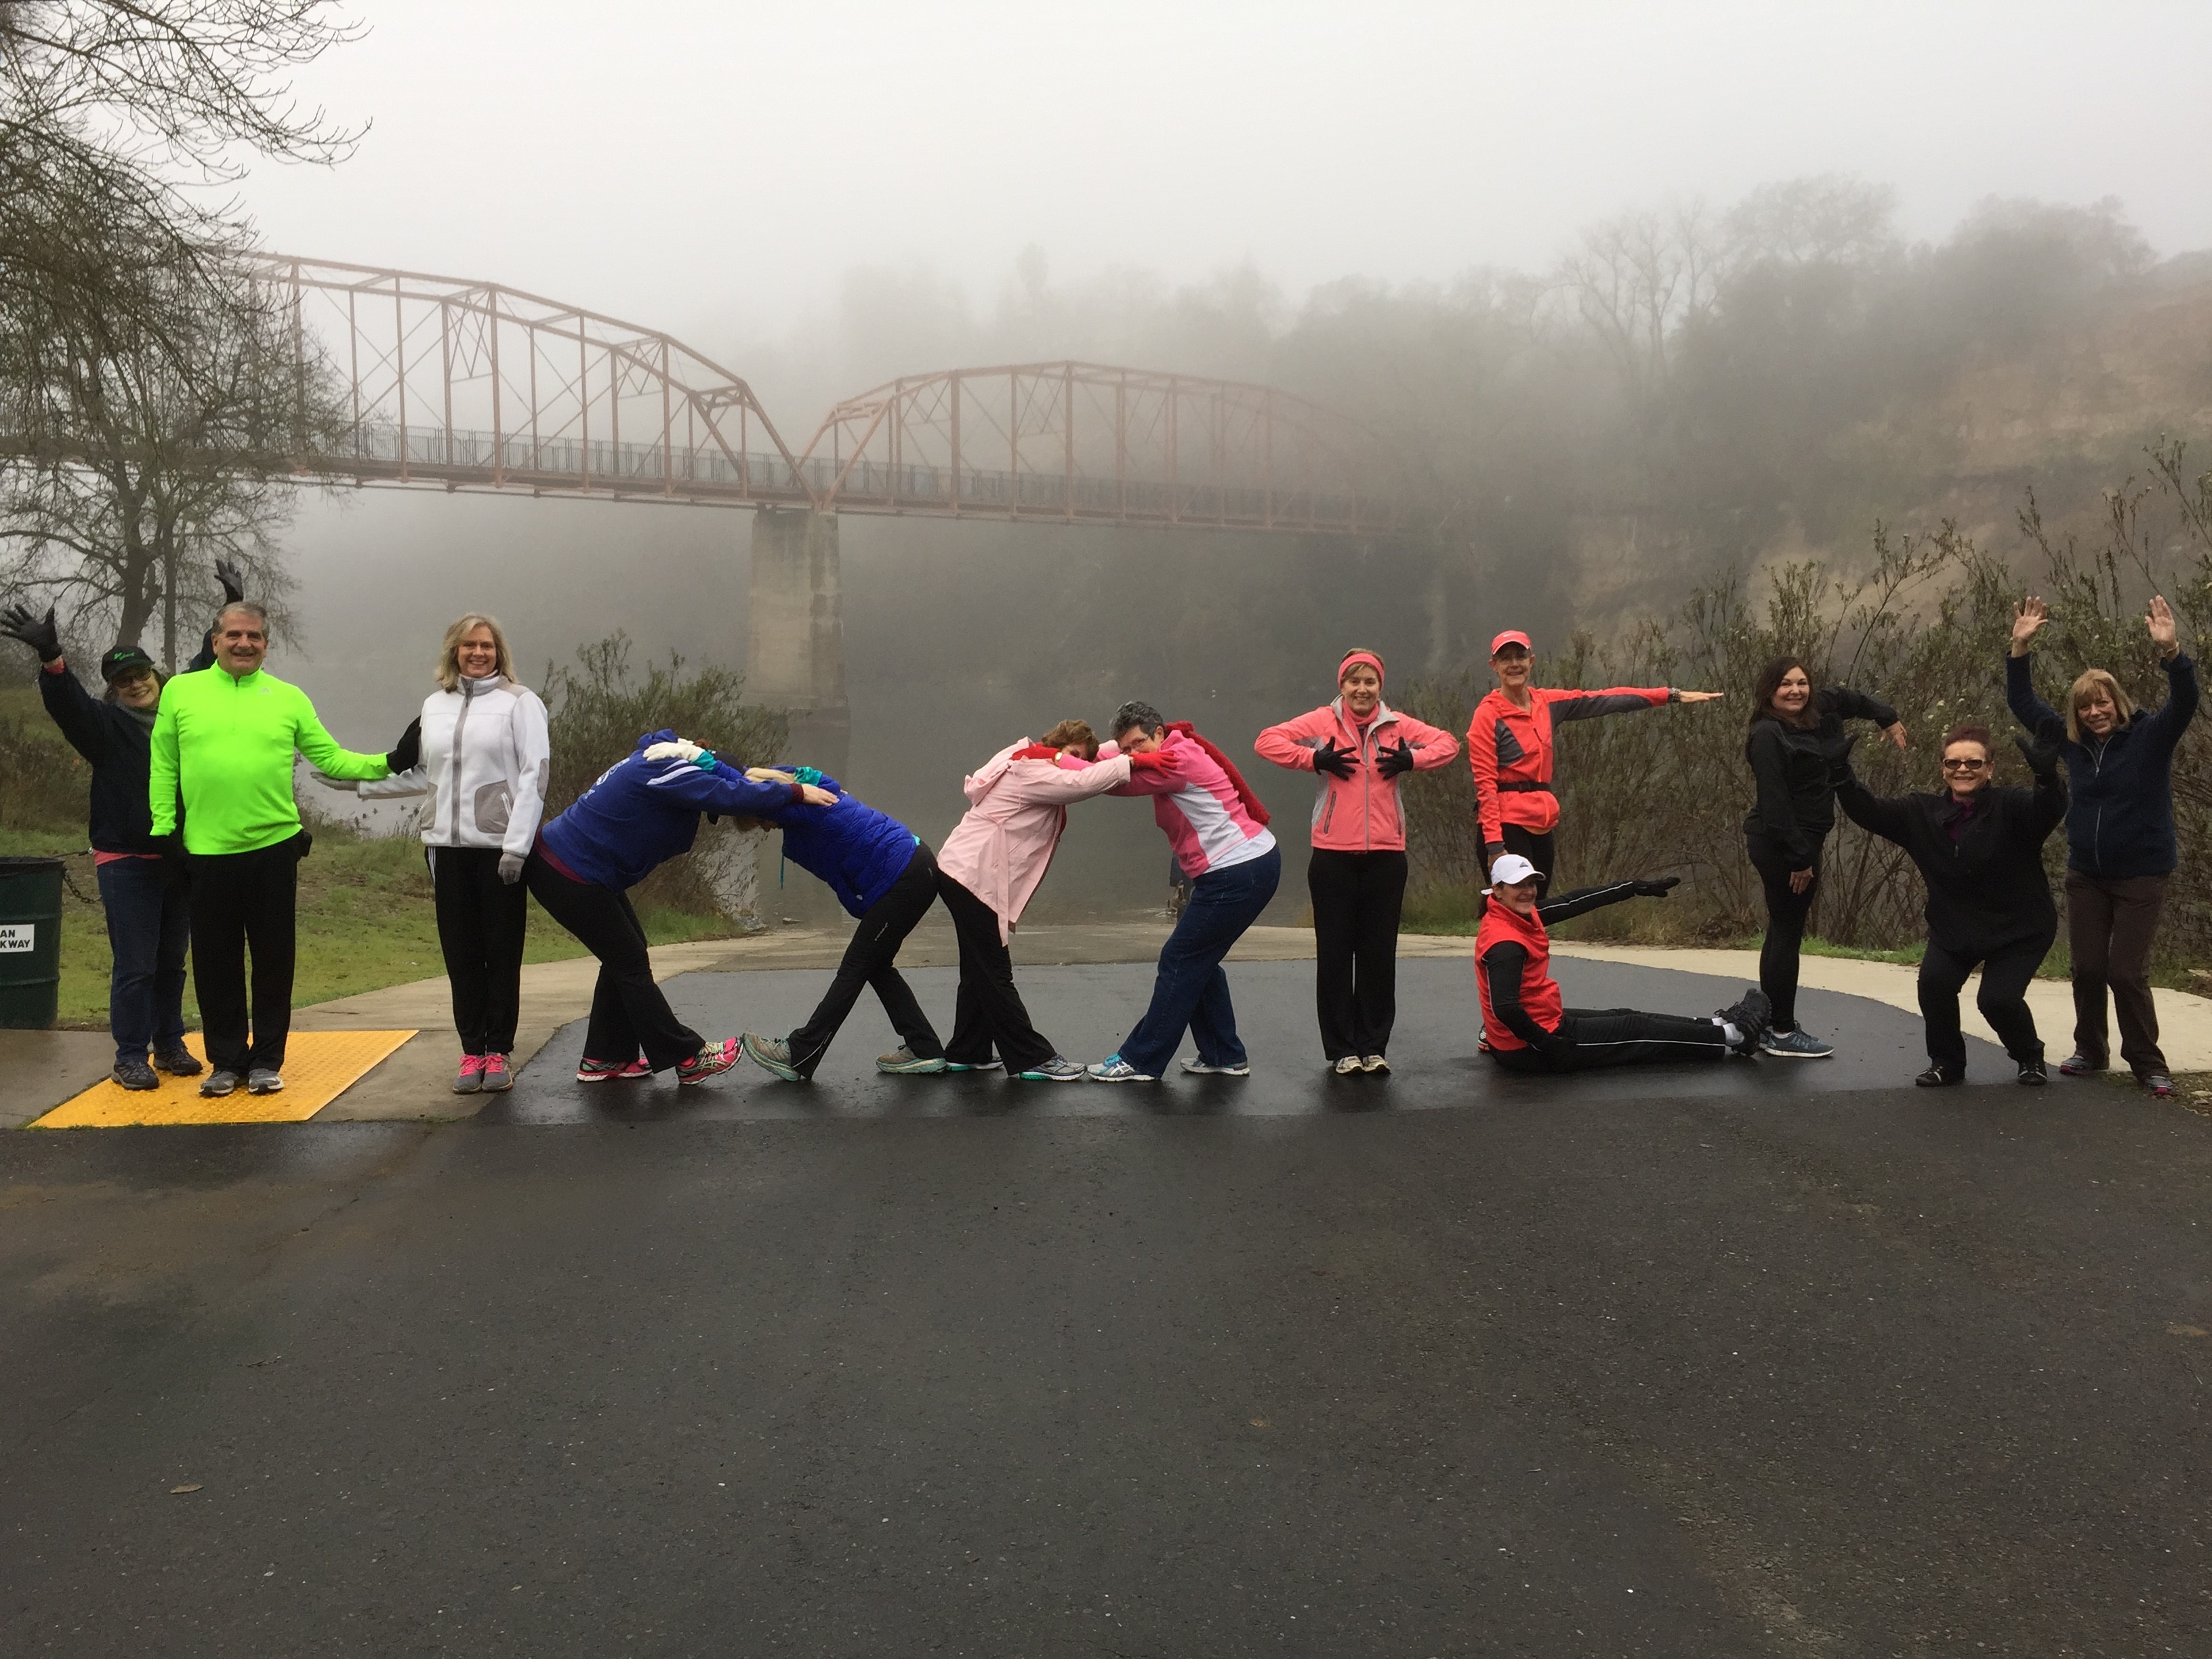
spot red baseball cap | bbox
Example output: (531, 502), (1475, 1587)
(1489, 629), (1533, 657)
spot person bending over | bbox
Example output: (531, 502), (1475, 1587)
(931, 720), (1159, 1082)
(735, 762), (950, 1082)
(1477, 854), (1771, 1073)
(528, 731), (820, 1084)
(1467, 628), (1724, 899)
(1834, 724), (2065, 1088)
(1089, 701), (1280, 1082)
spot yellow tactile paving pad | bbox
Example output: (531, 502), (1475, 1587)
(31, 1030), (417, 1129)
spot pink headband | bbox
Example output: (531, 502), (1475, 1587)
(1338, 650), (1385, 688)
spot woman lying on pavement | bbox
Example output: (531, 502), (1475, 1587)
(1477, 853), (1772, 1073)
(1832, 724), (2066, 1088)
(527, 731), (827, 1084)
(931, 720), (1164, 1082)
(735, 762), (952, 1082)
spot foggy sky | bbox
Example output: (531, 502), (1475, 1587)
(245, 0), (2212, 402)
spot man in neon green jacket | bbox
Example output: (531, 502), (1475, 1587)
(150, 601), (403, 1098)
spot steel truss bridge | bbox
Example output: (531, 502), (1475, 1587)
(249, 255), (1387, 535)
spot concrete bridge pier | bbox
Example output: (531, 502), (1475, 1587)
(747, 507), (849, 778)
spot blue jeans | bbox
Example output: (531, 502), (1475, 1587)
(97, 857), (190, 1063)
(1117, 845), (1281, 1076)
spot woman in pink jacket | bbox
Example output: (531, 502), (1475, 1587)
(934, 719), (1175, 1081)
(1255, 648), (1460, 1073)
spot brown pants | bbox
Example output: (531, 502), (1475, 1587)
(2064, 869), (2168, 1075)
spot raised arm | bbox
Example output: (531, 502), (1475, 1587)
(2004, 653), (2065, 745)
(1831, 767), (1912, 845)
(35, 658), (113, 766)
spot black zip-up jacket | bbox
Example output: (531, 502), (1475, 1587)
(1834, 771), (2066, 960)
(1742, 687), (1900, 867)
(2006, 651), (2197, 880)
(37, 638), (213, 854)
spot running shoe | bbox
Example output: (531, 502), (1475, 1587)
(2017, 1058), (2049, 1086)
(478, 1054), (514, 1092)
(1086, 1055), (1157, 1082)
(112, 1058), (159, 1092)
(1015, 1056), (1086, 1082)
(2142, 1072), (2175, 1099)
(576, 1057), (653, 1082)
(677, 1038), (742, 1085)
(741, 1032), (804, 1082)
(1361, 1054), (1391, 1074)
(1332, 1056), (1363, 1076)
(877, 1045), (947, 1075)
(152, 1046), (203, 1078)
(1913, 1065), (1965, 1088)
(1715, 987), (1774, 1057)
(453, 1053), (487, 1094)
(1182, 1057), (1250, 1076)
(1759, 1028), (1835, 1059)
(943, 1058), (1004, 1073)
(246, 1068), (285, 1095)
(199, 1069), (240, 1098)
(2057, 1051), (2106, 1078)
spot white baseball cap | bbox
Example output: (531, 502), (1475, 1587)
(1485, 852), (1541, 890)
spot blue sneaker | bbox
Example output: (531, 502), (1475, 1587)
(1759, 1027), (1835, 1059)
(1085, 1055), (1158, 1082)
(1015, 1057), (1086, 1082)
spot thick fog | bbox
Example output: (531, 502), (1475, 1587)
(218, 1), (2212, 919)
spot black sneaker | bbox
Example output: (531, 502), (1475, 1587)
(1914, 1065), (1965, 1088)
(2057, 1051), (2105, 1078)
(2016, 1058), (2049, 1086)
(151, 1046), (203, 1078)
(112, 1059), (159, 1092)
(1715, 987), (1774, 1056)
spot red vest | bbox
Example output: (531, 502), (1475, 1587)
(1475, 896), (1562, 1050)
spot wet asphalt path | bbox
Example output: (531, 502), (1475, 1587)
(3, 961), (2207, 1657)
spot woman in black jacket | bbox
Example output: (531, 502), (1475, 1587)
(1742, 658), (1904, 1059)
(0, 573), (234, 1090)
(1835, 722), (2067, 1086)
(2007, 594), (2197, 1099)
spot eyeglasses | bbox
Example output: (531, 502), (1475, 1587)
(1940, 757), (1988, 772)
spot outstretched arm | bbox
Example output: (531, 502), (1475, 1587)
(1832, 769), (1912, 844)
(1535, 876), (1674, 927)
(1549, 685), (1723, 723)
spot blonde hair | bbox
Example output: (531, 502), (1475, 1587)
(436, 614), (518, 692)
(2066, 669), (2134, 745)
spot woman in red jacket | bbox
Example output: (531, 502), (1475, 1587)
(1256, 649), (1459, 1073)
(1467, 628), (1725, 897)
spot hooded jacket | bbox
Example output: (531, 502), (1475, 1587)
(1834, 773), (2066, 960)
(537, 731), (801, 892)
(1741, 686), (1900, 867)
(359, 675), (552, 857)
(2007, 651), (2197, 880)
(936, 742), (1132, 940)
(1467, 684), (1677, 843)
(1253, 698), (1459, 852)
(753, 773), (924, 918)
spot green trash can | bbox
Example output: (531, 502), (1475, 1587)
(0, 856), (64, 1030)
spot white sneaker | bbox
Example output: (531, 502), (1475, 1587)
(1361, 1054), (1390, 1074)
(1332, 1056), (1362, 1076)
(1086, 1056), (1158, 1082)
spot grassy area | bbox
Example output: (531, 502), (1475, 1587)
(0, 823), (741, 1030)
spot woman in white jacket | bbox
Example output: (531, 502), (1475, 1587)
(346, 614), (551, 1093)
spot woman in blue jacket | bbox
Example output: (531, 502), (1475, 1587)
(2007, 594), (2198, 1098)
(529, 731), (832, 1084)
(734, 761), (949, 1082)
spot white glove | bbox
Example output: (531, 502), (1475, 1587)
(642, 739), (708, 765)
(313, 772), (359, 792)
(498, 852), (525, 885)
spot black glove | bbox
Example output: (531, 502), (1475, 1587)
(0, 602), (62, 663)
(1311, 739), (1357, 780)
(1483, 840), (1507, 869)
(386, 716), (422, 774)
(1376, 739), (1416, 779)
(213, 558), (245, 606)
(1631, 875), (1681, 897)
(2013, 733), (2060, 781)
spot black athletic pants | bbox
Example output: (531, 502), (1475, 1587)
(937, 870), (1057, 1075)
(788, 843), (945, 1078)
(1919, 937), (2047, 1074)
(1499, 824), (1556, 900)
(1307, 847), (1408, 1061)
(430, 846), (529, 1056)
(1490, 1006), (1731, 1074)
(188, 834), (306, 1075)
(525, 853), (703, 1071)
(1746, 830), (1819, 1033)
